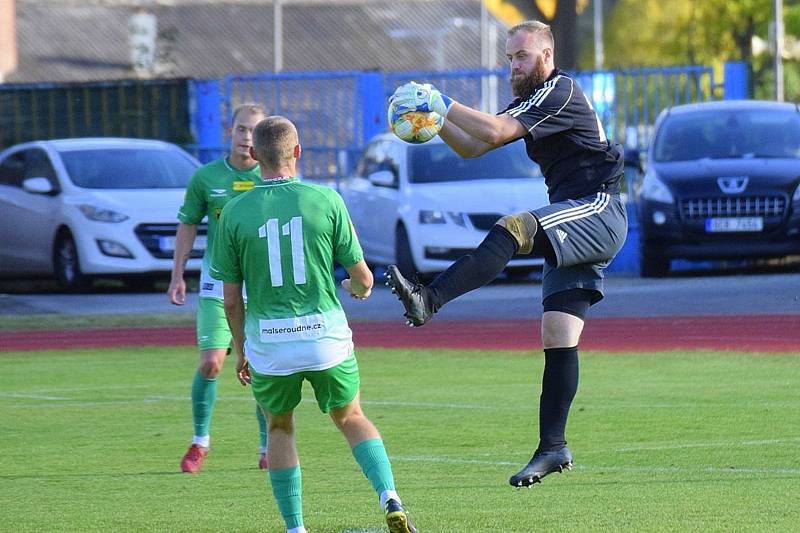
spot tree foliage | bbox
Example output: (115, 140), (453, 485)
(602, 0), (800, 100)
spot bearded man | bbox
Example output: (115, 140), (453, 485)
(386, 20), (627, 489)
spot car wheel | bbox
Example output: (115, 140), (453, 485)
(395, 225), (418, 279)
(640, 245), (670, 278)
(54, 232), (91, 292)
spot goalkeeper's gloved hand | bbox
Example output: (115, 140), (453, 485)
(389, 81), (454, 117)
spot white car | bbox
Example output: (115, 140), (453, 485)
(340, 134), (549, 277)
(0, 138), (203, 291)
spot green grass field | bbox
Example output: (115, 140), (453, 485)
(1, 345), (798, 532)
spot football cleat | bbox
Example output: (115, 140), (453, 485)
(385, 265), (435, 327)
(258, 452), (269, 470)
(180, 443), (208, 474)
(384, 499), (417, 533)
(509, 447), (573, 488)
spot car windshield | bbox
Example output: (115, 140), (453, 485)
(408, 142), (542, 183)
(653, 109), (800, 162)
(59, 147), (197, 189)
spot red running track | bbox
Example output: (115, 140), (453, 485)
(1, 315), (798, 353)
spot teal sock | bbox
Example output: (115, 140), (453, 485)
(352, 438), (396, 494)
(256, 405), (268, 451)
(191, 371), (217, 438)
(269, 466), (303, 529)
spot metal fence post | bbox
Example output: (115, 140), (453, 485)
(723, 62), (749, 100)
(357, 72), (386, 145)
(190, 79), (222, 163)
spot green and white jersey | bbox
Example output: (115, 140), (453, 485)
(210, 177), (364, 376)
(177, 157), (260, 299)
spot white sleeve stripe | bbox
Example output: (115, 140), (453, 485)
(526, 77), (574, 133)
(506, 75), (562, 117)
(507, 80), (552, 117)
(529, 77), (558, 107)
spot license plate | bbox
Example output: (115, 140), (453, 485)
(159, 235), (207, 252)
(704, 217), (763, 233)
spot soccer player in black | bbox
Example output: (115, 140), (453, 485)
(386, 20), (627, 488)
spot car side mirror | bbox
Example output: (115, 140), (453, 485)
(22, 177), (55, 195)
(368, 170), (396, 188)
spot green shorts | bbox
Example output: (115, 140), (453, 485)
(196, 297), (232, 351)
(250, 354), (360, 416)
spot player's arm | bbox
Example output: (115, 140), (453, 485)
(167, 222), (197, 305)
(438, 109), (526, 158)
(341, 260), (373, 300)
(222, 282), (249, 385)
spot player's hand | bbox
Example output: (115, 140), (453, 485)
(341, 278), (371, 300)
(390, 81), (454, 117)
(236, 356), (251, 386)
(168, 277), (186, 305)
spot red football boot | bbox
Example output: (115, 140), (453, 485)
(259, 452), (269, 470)
(180, 444), (208, 474)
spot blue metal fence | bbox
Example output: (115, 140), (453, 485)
(204, 64), (735, 184)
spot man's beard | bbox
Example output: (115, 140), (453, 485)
(510, 56), (548, 98)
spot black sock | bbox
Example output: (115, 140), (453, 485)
(538, 346), (579, 452)
(427, 225), (518, 309)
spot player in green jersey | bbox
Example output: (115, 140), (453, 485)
(168, 103), (270, 474)
(211, 116), (416, 533)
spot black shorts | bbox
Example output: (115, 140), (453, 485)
(531, 192), (628, 305)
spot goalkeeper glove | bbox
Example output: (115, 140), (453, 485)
(389, 81), (454, 117)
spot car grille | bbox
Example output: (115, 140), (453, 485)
(135, 223), (207, 259)
(467, 213), (503, 230)
(680, 196), (787, 219)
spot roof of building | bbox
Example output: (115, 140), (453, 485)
(9, 0), (508, 84)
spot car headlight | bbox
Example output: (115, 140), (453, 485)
(419, 210), (446, 224)
(419, 210), (468, 226)
(639, 169), (674, 203)
(78, 204), (129, 223)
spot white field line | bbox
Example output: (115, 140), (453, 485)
(0, 393), (492, 410)
(3, 390), (796, 411)
(2, 391), (798, 474)
(592, 437), (800, 453)
(391, 456), (800, 475)
(0, 392), (72, 400)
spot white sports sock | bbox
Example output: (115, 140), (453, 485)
(192, 435), (210, 448)
(379, 490), (400, 511)
(260, 446), (268, 454)
(287, 527), (306, 533)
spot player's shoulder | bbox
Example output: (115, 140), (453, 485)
(190, 158), (227, 182)
(548, 70), (577, 93)
(295, 180), (342, 200)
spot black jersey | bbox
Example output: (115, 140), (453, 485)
(502, 68), (624, 203)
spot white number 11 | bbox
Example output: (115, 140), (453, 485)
(258, 216), (306, 287)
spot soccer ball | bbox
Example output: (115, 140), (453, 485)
(388, 106), (443, 144)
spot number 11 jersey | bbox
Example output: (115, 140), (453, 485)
(210, 177), (364, 376)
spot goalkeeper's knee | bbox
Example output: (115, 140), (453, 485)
(497, 212), (538, 255)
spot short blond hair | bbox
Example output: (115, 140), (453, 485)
(230, 103), (266, 126)
(508, 20), (554, 50)
(252, 116), (298, 168)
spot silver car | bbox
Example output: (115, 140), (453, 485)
(340, 134), (549, 278)
(0, 138), (203, 291)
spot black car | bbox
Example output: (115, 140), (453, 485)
(637, 100), (800, 276)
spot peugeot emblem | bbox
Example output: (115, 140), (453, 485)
(717, 176), (748, 194)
